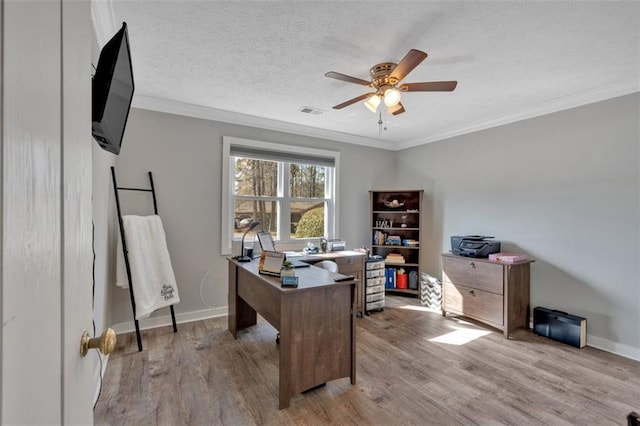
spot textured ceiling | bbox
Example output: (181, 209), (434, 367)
(92, 1), (640, 150)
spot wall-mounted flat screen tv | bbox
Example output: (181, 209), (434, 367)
(92, 22), (134, 155)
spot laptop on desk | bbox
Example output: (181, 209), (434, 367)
(257, 232), (310, 268)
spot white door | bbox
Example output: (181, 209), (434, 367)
(1, 0), (95, 424)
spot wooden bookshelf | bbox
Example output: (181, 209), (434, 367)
(369, 190), (423, 297)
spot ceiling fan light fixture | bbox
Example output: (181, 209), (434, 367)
(383, 88), (401, 107)
(325, 48), (455, 117)
(364, 94), (381, 113)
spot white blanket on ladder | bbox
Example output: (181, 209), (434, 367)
(116, 215), (180, 319)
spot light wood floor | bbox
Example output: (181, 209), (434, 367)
(94, 296), (639, 425)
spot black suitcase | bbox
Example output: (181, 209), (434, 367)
(533, 307), (586, 348)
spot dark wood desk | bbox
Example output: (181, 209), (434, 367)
(296, 250), (366, 315)
(228, 259), (356, 409)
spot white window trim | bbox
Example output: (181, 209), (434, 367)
(221, 136), (340, 255)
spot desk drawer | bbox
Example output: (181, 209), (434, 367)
(444, 256), (503, 295)
(334, 256), (364, 273)
(444, 281), (503, 326)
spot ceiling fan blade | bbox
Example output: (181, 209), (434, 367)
(388, 102), (405, 115)
(389, 49), (428, 82)
(399, 81), (458, 92)
(332, 92), (375, 109)
(324, 71), (372, 87)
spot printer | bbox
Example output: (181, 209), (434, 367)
(451, 235), (501, 258)
(327, 240), (346, 252)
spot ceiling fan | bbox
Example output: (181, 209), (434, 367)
(325, 49), (457, 116)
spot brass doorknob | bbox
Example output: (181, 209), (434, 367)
(80, 328), (116, 357)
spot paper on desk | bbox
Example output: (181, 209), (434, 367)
(282, 251), (304, 257)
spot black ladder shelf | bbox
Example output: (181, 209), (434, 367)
(111, 166), (178, 351)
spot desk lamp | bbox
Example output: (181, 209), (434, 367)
(238, 220), (260, 262)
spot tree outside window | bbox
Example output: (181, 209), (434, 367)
(233, 157), (330, 241)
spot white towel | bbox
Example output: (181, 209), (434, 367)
(116, 215), (180, 319)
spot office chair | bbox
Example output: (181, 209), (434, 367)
(317, 260), (338, 273)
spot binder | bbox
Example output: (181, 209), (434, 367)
(386, 268), (396, 289)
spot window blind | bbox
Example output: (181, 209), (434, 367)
(229, 145), (336, 167)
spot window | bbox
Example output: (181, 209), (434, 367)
(221, 137), (339, 255)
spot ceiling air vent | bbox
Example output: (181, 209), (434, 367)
(299, 106), (323, 115)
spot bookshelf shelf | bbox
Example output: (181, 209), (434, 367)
(369, 190), (424, 297)
(386, 288), (419, 296)
(372, 227), (420, 231)
(372, 210), (419, 214)
(372, 245), (420, 250)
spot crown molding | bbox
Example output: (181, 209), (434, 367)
(133, 77), (639, 152)
(132, 94), (392, 150)
(394, 78), (640, 151)
(92, 0), (638, 151)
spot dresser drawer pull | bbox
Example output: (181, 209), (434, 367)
(469, 262), (476, 268)
(469, 289), (476, 296)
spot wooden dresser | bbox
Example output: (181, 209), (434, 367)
(441, 253), (533, 338)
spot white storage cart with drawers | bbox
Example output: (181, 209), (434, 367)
(365, 258), (386, 314)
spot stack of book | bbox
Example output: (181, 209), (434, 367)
(401, 239), (419, 247)
(385, 235), (401, 246)
(385, 253), (405, 264)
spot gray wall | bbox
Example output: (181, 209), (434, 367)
(395, 93), (639, 358)
(98, 93), (639, 359)
(91, 27), (118, 350)
(91, 145), (117, 336)
(109, 108), (394, 326)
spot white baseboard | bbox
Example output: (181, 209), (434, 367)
(111, 308), (639, 361)
(93, 307), (228, 407)
(112, 306), (229, 335)
(586, 335), (640, 361)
